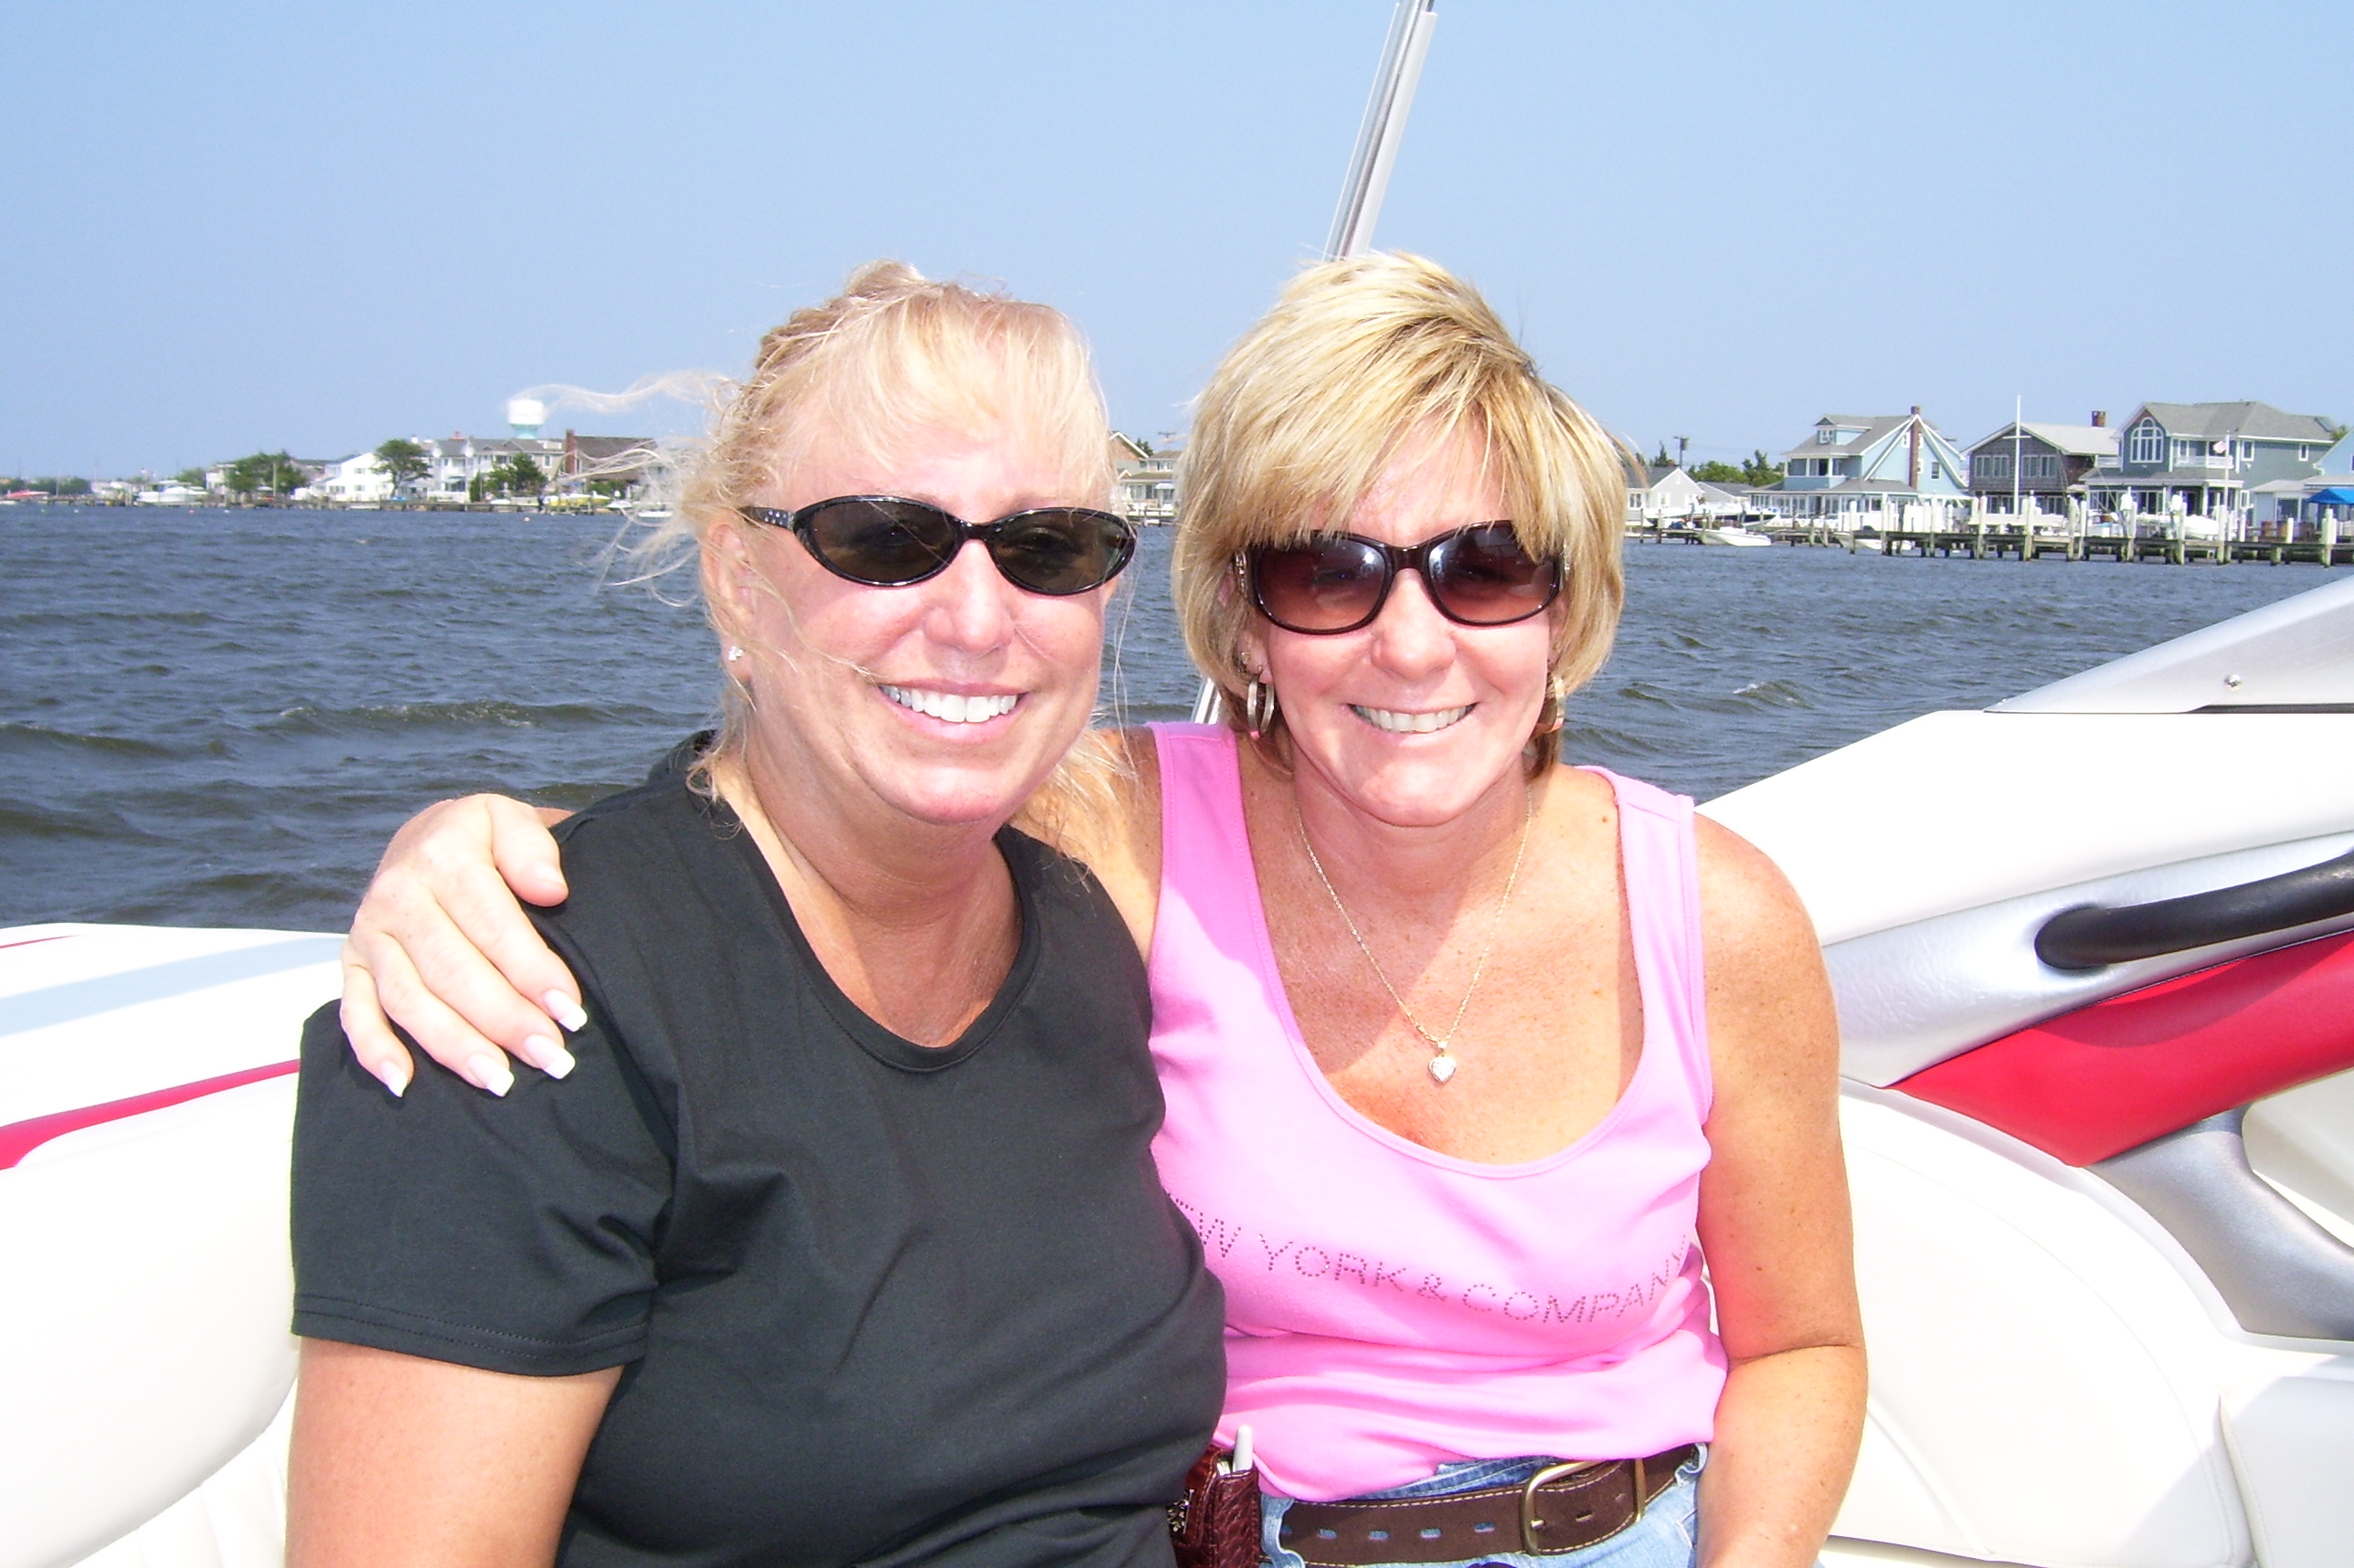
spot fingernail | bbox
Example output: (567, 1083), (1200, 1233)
(522, 1033), (577, 1080)
(374, 1057), (411, 1098)
(467, 1054), (514, 1097)
(544, 991), (588, 1033)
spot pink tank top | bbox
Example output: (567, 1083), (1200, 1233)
(1145, 724), (1725, 1502)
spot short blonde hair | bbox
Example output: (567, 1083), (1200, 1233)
(1172, 253), (1628, 769)
(642, 260), (1113, 769)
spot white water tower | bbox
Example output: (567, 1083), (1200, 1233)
(506, 397), (546, 439)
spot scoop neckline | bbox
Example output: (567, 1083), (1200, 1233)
(705, 791), (1042, 1074)
(1225, 754), (1662, 1180)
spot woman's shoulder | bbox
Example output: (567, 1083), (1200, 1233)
(553, 744), (729, 856)
(1549, 762), (1812, 965)
(1012, 728), (1163, 954)
(1013, 729), (1158, 869)
(537, 763), (766, 958)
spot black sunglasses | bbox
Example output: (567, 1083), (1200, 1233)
(1245, 523), (1561, 635)
(738, 495), (1136, 597)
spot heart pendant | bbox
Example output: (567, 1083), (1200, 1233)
(1427, 1054), (1458, 1085)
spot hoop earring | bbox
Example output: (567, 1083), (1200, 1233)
(1536, 678), (1566, 736)
(1245, 678), (1279, 741)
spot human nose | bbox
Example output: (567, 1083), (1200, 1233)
(1365, 567), (1456, 679)
(921, 538), (1020, 652)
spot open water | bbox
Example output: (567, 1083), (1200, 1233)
(1, 504), (2336, 932)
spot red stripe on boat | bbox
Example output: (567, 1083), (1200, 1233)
(0, 1060), (299, 1170)
(0, 934), (74, 952)
(1895, 930), (2354, 1165)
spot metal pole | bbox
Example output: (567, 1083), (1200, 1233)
(2011, 395), (2022, 534)
(1194, 0), (1439, 725)
(1326, 0), (1439, 262)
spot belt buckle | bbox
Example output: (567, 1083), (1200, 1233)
(1519, 1457), (1644, 1554)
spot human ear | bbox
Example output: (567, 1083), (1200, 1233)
(702, 519), (766, 646)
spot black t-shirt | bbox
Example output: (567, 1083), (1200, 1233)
(292, 759), (1225, 1568)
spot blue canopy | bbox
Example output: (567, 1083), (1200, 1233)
(2310, 486), (2354, 506)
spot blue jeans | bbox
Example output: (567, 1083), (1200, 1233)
(1260, 1449), (1705, 1568)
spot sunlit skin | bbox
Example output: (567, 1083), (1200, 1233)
(709, 418), (1112, 842)
(337, 423), (1862, 1568)
(1243, 426), (1553, 866)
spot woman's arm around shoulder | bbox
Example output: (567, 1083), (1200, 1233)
(342, 794), (582, 1097)
(288, 1340), (617, 1568)
(1691, 816), (1867, 1568)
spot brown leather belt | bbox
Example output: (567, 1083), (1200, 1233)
(1277, 1446), (1695, 1565)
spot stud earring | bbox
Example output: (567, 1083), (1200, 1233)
(726, 645), (745, 663)
(1244, 678), (1279, 741)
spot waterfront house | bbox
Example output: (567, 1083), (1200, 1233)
(1761, 410), (1971, 527)
(2080, 401), (2338, 534)
(1112, 432), (1179, 524)
(1964, 416), (2118, 519)
(1627, 464), (1752, 526)
(421, 434), (569, 503)
(557, 432), (660, 498)
(318, 451), (395, 506)
(1628, 464), (1703, 526)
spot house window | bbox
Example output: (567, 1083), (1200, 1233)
(1817, 429), (1834, 444)
(2127, 420), (2166, 464)
(2022, 453), (2059, 480)
(1931, 461), (1942, 479)
(1976, 453), (2012, 481)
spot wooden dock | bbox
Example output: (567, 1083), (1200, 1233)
(1855, 529), (2350, 566)
(1626, 523), (2350, 566)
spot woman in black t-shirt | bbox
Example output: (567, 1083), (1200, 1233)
(287, 265), (1225, 1568)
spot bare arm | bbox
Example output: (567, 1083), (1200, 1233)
(287, 1340), (619, 1568)
(345, 729), (1169, 1097)
(1689, 817), (1866, 1568)
(341, 795), (580, 1097)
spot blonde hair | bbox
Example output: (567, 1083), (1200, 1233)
(1172, 252), (1628, 770)
(637, 260), (1114, 775)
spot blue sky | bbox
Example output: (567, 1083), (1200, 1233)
(3, 1), (2348, 478)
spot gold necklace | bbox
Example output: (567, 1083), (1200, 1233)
(1294, 785), (1534, 1085)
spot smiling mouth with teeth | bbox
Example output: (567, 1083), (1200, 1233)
(880, 685), (1021, 725)
(1351, 704), (1470, 735)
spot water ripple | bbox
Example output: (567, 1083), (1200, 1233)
(1, 506), (2334, 928)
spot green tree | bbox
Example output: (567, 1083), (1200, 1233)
(1650, 442), (1673, 469)
(174, 467), (207, 488)
(1740, 449), (1785, 487)
(1690, 460), (1747, 484)
(223, 450), (300, 500)
(470, 453), (549, 501)
(374, 439), (431, 497)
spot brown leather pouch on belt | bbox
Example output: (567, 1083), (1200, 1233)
(1170, 1446), (1262, 1568)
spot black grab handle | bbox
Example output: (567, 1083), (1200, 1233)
(2036, 846), (2354, 970)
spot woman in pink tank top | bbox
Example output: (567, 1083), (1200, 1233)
(1082, 256), (1861, 1568)
(344, 255), (1862, 1568)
